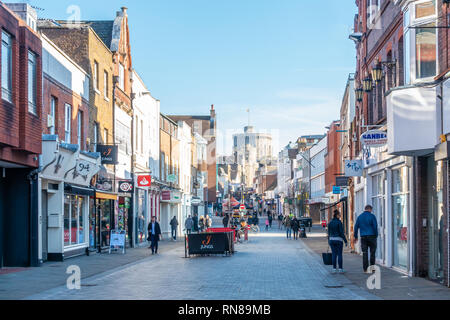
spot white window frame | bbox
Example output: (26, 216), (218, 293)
(50, 96), (56, 135)
(64, 103), (72, 144)
(403, 0), (438, 84)
(2, 31), (12, 103)
(77, 110), (82, 147)
(93, 61), (99, 92)
(119, 63), (125, 90)
(28, 50), (37, 115)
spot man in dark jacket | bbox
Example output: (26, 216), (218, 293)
(193, 214), (199, 233)
(170, 216), (178, 241)
(353, 205), (378, 273)
(223, 214), (230, 228)
(148, 216), (162, 255)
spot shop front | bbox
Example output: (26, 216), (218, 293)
(92, 191), (118, 252)
(39, 136), (101, 262)
(365, 154), (414, 274)
(135, 187), (148, 247)
(160, 189), (182, 237)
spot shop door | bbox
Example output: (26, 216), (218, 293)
(41, 191), (48, 262)
(428, 157), (445, 281)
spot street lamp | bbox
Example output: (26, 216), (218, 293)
(371, 64), (383, 83)
(362, 76), (373, 92)
(355, 87), (364, 102)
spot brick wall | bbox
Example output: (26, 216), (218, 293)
(0, 4), (41, 168)
(415, 157), (430, 277)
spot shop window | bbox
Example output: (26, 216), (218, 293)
(64, 195), (86, 247)
(64, 103), (72, 144)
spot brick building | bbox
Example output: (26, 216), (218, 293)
(0, 3), (42, 267)
(168, 105), (218, 213)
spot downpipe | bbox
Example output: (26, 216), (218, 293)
(27, 165), (42, 267)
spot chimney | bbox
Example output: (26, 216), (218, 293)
(121, 7), (128, 14)
(211, 104), (214, 111)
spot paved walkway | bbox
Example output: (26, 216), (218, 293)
(302, 225), (450, 300)
(23, 219), (376, 300)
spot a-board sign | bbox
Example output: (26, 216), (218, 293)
(109, 230), (126, 254)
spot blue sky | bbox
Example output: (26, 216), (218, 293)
(24, 0), (357, 155)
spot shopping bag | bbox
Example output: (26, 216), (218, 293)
(322, 246), (332, 265)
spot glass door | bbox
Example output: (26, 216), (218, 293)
(392, 167), (409, 271)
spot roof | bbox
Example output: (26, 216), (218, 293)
(266, 180), (277, 192)
(79, 21), (114, 48)
(168, 115), (211, 121)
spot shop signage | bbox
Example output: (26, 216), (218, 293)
(333, 186), (341, 195)
(137, 175), (152, 188)
(167, 174), (177, 183)
(118, 181), (134, 193)
(97, 145), (119, 165)
(95, 179), (113, 192)
(162, 191), (171, 201)
(75, 159), (93, 177)
(335, 176), (349, 187)
(109, 230), (126, 254)
(191, 197), (202, 206)
(360, 130), (388, 148)
(435, 141), (450, 161)
(187, 233), (232, 255)
(344, 160), (363, 177)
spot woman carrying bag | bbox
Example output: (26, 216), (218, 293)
(327, 210), (348, 274)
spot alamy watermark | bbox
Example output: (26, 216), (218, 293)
(366, 265), (381, 290)
(66, 265), (81, 290)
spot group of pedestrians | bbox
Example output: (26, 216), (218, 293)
(327, 205), (379, 275)
(145, 213), (214, 256)
(283, 214), (303, 240)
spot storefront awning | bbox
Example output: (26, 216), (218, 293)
(64, 184), (95, 197)
(320, 197), (348, 212)
(95, 191), (118, 201)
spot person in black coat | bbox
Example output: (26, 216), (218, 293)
(148, 216), (162, 255)
(291, 217), (300, 240)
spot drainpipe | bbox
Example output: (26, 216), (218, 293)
(27, 166), (42, 267)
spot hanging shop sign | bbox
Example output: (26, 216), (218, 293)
(137, 175), (152, 188)
(335, 176), (349, 187)
(118, 180), (134, 193)
(361, 130), (388, 148)
(95, 179), (113, 192)
(344, 160), (363, 177)
(97, 145), (119, 165)
(333, 186), (341, 195)
(167, 174), (177, 183)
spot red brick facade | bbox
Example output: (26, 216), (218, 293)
(42, 74), (89, 150)
(325, 121), (341, 194)
(0, 4), (42, 168)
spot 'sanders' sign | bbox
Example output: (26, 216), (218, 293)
(361, 130), (387, 148)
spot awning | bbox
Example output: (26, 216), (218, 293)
(320, 197), (348, 212)
(95, 191), (118, 201)
(64, 184), (95, 197)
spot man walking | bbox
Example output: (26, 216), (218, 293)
(148, 216), (162, 255)
(284, 215), (292, 239)
(223, 214), (230, 228)
(353, 205), (378, 273)
(170, 216), (179, 241)
(185, 215), (193, 235)
(193, 213), (199, 233)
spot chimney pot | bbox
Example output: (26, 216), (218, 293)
(211, 104), (214, 110)
(121, 7), (128, 13)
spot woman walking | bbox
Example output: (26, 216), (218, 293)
(291, 217), (299, 240)
(328, 210), (348, 274)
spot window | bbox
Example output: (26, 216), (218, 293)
(161, 153), (166, 181)
(104, 128), (108, 144)
(93, 122), (99, 148)
(64, 195), (86, 247)
(403, 0), (437, 83)
(366, 0), (380, 29)
(64, 104), (72, 143)
(141, 119), (144, 153)
(104, 70), (109, 99)
(119, 63), (125, 90)
(50, 96), (56, 135)
(28, 51), (37, 115)
(116, 121), (131, 154)
(94, 61), (99, 91)
(135, 116), (139, 153)
(77, 111), (83, 148)
(2, 31), (12, 102)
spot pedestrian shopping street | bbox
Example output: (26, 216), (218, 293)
(25, 220), (375, 300)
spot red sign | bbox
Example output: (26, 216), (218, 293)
(161, 191), (171, 201)
(137, 175), (152, 188)
(240, 204), (246, 210)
